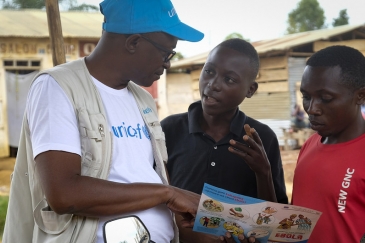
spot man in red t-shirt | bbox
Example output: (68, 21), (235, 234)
(292, 45), (365, 243)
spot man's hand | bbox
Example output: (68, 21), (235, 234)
(228, 124), (270, 175)
(165, 186), (200, 227)
(228, 124), (277, 202)
(220, 232), (258, 243)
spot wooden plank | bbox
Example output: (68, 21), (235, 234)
(191, 80), (199, 90)
(239, 92), (291, 120)
(190, 69), (201, 80)
(256, 69), (287, 82)
(260, 56), (287, 70)
(314, 40), (365, 52)
(257, 81), (288, 93)
(193, 90), (200, 101)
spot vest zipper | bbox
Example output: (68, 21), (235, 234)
(98, 124), (105, 137)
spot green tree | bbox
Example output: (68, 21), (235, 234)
(332, 9), (349, 27)
(1, 0), (97, 11)
(68, 3), (98, 11)
(171, 52), (184, 61)
(286, 0), (325, 34)
(224, 32), (250, 42)
(2, 0), (46, 9)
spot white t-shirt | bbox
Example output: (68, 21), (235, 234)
(27, 74), (174, 243)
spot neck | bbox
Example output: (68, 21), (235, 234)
(323, 113), (365, 144)
(200, 109), (236, 142)
(84, 32), (131, 90)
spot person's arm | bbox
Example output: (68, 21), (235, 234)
(228, 124), (277, 202)
(35, 150), (199, 227)
(263, 130), (289, 204)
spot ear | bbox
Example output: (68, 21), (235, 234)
(124, 34), (142, 54)
(246, 81), (258, 98)
(356, 87), (365, 105)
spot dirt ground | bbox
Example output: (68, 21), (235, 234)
(0, 157), (15, 196)
(0, 150), (300, 198)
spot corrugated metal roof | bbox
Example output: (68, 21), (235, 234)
(171, 24), (365, 69)
(0, 9), (103, 38)
(252, 24), (364, 54)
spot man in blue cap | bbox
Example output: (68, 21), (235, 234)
(2, 1), (203, 243)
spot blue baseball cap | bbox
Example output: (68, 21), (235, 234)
(100, 0), (204, 42)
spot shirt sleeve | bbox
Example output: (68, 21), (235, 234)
(26, 74), (81, 158)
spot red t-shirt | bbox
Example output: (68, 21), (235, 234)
(292, 133), (365, 243)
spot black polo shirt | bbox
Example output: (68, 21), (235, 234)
(161, 101), (288, 204)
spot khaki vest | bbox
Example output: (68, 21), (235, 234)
(2, 58), (178, 243)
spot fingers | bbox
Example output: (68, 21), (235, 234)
(166, 187), (200, 219)
(179, 214), (196, 228)
(244, 124), (264, 147)
(244, 124), (253, 138)
(220, 232), (248, 243)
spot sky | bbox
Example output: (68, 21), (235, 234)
(75, 0), (365, 57)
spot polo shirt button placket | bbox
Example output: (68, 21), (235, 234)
(211, 162), (216, 166)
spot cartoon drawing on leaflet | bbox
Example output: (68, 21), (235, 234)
(277, 214), (297, 229)
(295, 214), (312, 231)
(229, 207), (249, 219)
(262, 206), (277, 214)
(253, 213), (263, 225)
(223, 222), (244, 236)
(199, 216), (224, 228)
(202, 216), (210, 227)
(262, 214), (273, 224)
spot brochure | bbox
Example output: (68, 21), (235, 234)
(193, 183), (322, 243)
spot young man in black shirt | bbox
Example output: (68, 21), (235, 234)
(162, 38), (287, 243)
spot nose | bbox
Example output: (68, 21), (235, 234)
(208, 77), (221, 91)
(305, 99), (322, 115)
(163, 60), (171, 69)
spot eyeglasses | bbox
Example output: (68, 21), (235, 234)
(140, 35), (176, 63)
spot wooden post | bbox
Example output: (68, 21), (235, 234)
(45, 0), (66, 66)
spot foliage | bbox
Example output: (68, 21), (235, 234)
(1, 0), (47, 9)
(224, 32), (250, 42)
(171, 52), (184, 61)
(68, 3), (98, 11)
(0, 196), (9, 239)
(1, 0), (98, 11)
(286, 0), (326, 34)
(332, 9), (349, 27)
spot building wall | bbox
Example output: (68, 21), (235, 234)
(0, 36), (99, 156)
(164, 72), (194, 117)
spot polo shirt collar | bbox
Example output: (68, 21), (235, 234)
(187, 101), (247, 137)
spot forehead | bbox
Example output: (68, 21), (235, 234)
(147, 32), (178, 49)
(300, 66), (347, 93)
(206, 46), (252, 74)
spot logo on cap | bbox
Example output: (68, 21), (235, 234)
(168, 7), (176, 17)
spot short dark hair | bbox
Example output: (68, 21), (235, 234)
(306, 45), (365, 90)
(216, 38), (260, 81)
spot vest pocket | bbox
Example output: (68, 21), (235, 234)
(149, 122), (168, 162)
(33, 199), (74, 234)
(81, 153), (101, 177)
(77, 108), (105, 177)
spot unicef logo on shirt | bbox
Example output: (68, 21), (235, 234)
(111, 122), (150, 140)
(142, 125), (150, 140)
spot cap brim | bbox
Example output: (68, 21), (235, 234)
(164, 22), (204, 42)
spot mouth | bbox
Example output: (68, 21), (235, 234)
(309, 120), (324, 131)
(202, 94), (219, 105)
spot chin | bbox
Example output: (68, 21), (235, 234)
(135, 79), (156, 87)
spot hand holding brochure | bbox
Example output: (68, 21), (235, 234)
(193, 184), (322, 243)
